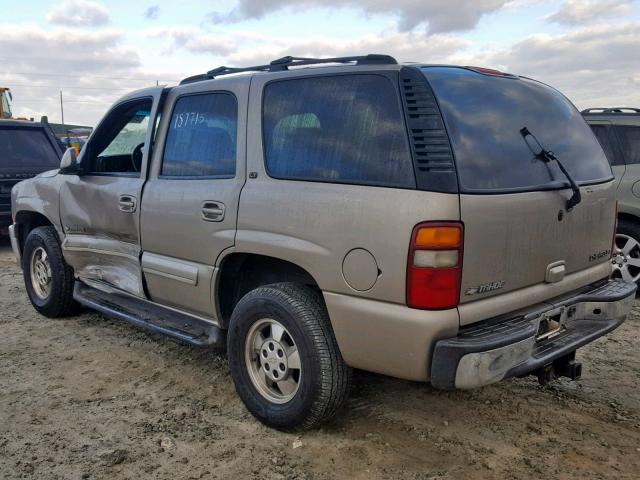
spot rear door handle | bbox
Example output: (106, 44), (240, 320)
(119, 195), (137, 213)
(202, 201), (225, 222)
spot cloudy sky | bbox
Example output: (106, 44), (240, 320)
(2, 0), (639, 126)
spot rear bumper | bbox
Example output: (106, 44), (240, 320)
(431, 279), (636, 389)
(8, 224), (21, 266)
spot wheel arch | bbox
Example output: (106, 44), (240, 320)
(618, 211), (640, 226)
(215, 252), (321, 328)
(13, 210), (58, 256)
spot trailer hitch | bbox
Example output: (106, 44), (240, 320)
(535, 351), (582, 386)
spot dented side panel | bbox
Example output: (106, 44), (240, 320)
(57, 87), (165, 297)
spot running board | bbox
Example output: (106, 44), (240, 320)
(73, 282), (224, 348)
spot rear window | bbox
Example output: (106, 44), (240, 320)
(0, 127), (60, 169)
(422, 67), (613, 192)
(262, 74), (415, 188)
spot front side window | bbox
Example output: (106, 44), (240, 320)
(161, 93), (237, 177)
(614, 125), (640, 165)
(262, 74), (415, 188)
(84, 98), (152, 175)
(589, 124), (623, 166)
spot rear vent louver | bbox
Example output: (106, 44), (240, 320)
(399, 67), (458, 193)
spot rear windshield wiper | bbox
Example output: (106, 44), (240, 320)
(520, 126), (582, 210)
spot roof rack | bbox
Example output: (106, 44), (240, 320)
(180, 54), (398, 85)
(581, 107), (640, 114)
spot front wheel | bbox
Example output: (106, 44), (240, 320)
(22, 226), (78, 317)
(227, 283), (351, 430)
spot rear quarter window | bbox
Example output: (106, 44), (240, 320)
(589, 124), (624, 166)
(262, 74), (415, 188)
(614, 125), (640, 165)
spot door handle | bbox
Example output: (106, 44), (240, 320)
(202, 201), (225, 222)
(119, 195), (137, 213)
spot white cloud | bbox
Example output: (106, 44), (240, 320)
(547, 0), (633, 25)
(144, 25), (469, 66)
(225, 32), (469, 66)
(145, 27), (236, 55)
(473, 22), (640, 109)
(208, 0), (510, 33)
(47, 0), (110, 27)
(0, 24), (177, 125)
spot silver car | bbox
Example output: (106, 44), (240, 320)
(10, 56), (635, 430)
(584, 108), (640, 285)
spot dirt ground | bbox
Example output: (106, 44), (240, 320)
(1, 237), (639, 480)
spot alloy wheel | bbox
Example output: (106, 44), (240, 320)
(30, 246), (52, 300)
(244, 318), (302, 404)
(612, 233), (640, 284)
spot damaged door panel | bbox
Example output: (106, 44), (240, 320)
(59, 88), (165, 297)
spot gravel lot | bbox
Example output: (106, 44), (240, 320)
(1, 236), (639, 480)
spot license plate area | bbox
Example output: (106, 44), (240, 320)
(536, 307), (568, 341)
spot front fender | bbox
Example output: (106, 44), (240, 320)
(12, 172), (65, 238)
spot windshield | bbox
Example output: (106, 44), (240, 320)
(0, 127), (61, 169)
(421, 67), (613, 192)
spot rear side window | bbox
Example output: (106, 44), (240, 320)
(162, 93), (237, 177)
(422, 67), (613, 192)
(614, 125), (640, 165)
(590, 124), (623, 166)
(0, 128), (60, 168)
(262, 74), (415, 188)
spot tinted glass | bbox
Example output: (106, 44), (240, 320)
(614, 125), (640, 165)
(85, 99), (152, 175)
(263, 74), (415, 188)
(162, 93), (237, 177)
(589, 124), (623, 166)
(0, 128), (60, 169)
(422, 67), (612, 192)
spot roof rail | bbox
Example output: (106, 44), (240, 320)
(180, 54), (398, 85)
(582, 107), (640, 114)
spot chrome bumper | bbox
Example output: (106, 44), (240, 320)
(8, 224), (21, 266)
(431, 279), (636, 389)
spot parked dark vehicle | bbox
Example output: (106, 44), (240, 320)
(583, 108), (640, 286)
(0, 120), (63, 230)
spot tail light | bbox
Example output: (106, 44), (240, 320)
(406, 222), (464, 310)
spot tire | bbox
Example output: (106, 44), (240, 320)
(22, 226), (78, 318)
(227, 282), (352, 430)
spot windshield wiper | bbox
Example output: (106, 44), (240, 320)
(520, 126), (582, 210)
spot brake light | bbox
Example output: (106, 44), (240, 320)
(466, 66), (508, 77)
(407, 222), (464, 310)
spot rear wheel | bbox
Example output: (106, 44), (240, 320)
(22, 226), (78, 317)
(227, 283), (351, 430)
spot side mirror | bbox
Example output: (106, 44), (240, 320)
(59, 148), (79, 174)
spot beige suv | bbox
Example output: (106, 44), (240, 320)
(9, 55), (636, 430)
